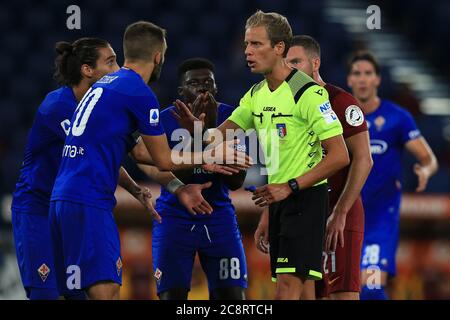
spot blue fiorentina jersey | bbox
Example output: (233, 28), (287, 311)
(51, 68), (164, 210)
(12, 86), (77, 214)
(362, 100), (421, 214)
(155, 103), (239, 220)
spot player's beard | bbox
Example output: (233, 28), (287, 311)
(148, 61), (163, 84)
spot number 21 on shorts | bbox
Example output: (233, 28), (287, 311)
(322, 251), (336, 274)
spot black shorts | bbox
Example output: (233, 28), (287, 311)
(269, 183), (328, 281)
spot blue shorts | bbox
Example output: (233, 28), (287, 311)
(152, 215), (248, 295)
(361, 203), (400, 277)
(49, 201), (122, 293)
(12, 210), (58, 297)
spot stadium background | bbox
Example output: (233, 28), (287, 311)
(0, 0), (449, 299)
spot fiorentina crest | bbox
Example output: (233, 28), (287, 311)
(38, 263), (50, 282)
(116, 257), (123, 276)
(276, 123), (287, 138)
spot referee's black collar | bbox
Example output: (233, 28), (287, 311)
(285, 68), (298, 83)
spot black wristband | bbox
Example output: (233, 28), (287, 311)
(288, 178), (300, 194)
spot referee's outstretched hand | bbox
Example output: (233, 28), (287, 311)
(252, 183), (292, 206)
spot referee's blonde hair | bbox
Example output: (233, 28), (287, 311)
(245, 10), (293, 57)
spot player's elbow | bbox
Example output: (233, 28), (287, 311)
(130, 145), (154, 165)
(336, 149), (350, 169)
(356, 152), (374, 171)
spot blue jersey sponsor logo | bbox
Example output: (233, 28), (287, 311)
(370, 139), (388, 154)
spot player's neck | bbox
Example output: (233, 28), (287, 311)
(359, 95), (381, 114)
(265, 61), (292, 91)
(72, 82), (91, 102)
(123, 61), (152, 84)
(312, 71), (326, 87)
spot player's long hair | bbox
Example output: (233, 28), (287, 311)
(53, 37), (109, 86)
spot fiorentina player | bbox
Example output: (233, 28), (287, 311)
(347, 51), (438, 300)
(49, 22), (250, 300)
(10, 38), (147, 300)
(140, 58), (248, 300)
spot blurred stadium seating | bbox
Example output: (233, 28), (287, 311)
(0, 0), (448, 299)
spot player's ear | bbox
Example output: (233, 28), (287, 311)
(375, 74), (381, 87)
(212, 83), (218, 96)
(274, 41), (285, 56)
(347, 75), (352, 88)
(313, 57), (321, 72)
(81, 64), (94, 79)
(154, 51), (162, 65)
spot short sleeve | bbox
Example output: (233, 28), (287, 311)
(299, 85), (343, 141)
(332, 93), (368, 139)
(130, 92), (165, 136)
(227, 89), (254, 130)
(125, 131), (141, 153)
(399, 109), (421, 144)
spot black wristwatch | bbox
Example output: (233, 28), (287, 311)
(288, 178), (300, 194)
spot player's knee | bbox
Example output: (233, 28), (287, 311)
(28, 287), (59, 300)
(210, 287), (245, 300)
(275, 274), (303, 299)
(159, 288), (189, 300)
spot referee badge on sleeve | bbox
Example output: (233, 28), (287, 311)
(149, 109), (159, 125)
(345, 105), (364, 126)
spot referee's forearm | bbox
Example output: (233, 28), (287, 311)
(295, 155), (348, 190)
(295, 136), (349, 190)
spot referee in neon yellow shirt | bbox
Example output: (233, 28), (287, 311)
(173, 10), (350, 300)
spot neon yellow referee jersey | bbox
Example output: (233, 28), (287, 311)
(228, 69), (343, 184)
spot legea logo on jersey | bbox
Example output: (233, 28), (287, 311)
(370, 139), (388, 154)
(318, 101), (338, 124)
(150, 109), (159, 125)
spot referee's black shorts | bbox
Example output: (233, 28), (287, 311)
(269, 183), (328, 281)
